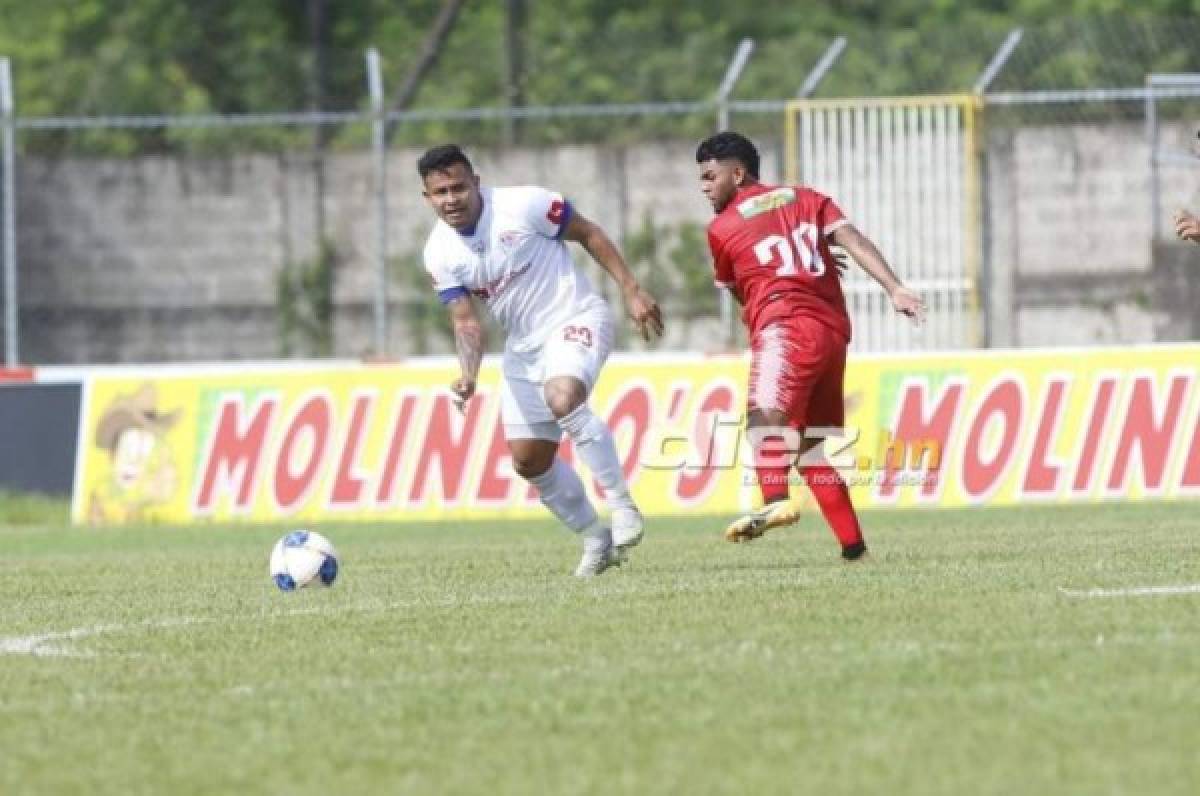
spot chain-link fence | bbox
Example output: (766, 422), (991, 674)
(2, 17), (1199, 366)
(982, 36), (1200, 348)
(0, 41), (779, 366)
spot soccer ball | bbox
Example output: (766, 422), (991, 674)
(269, 530), (339, 591)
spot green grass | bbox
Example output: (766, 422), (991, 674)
(0, 490), (70, 526)
(3, 503), (1199, 795)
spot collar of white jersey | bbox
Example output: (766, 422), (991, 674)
(452, 187), (492, 238)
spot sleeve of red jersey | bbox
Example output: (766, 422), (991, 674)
(813, 190), (852, 239)
(707, 226), (736, 290)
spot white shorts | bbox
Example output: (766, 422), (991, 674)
(501, 303), (615, 442)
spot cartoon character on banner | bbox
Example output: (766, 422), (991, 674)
(88, 384), (181, 524)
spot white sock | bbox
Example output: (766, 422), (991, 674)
(528, 458), (600, 534)
(578, 519), (612, 554)
(558, 404), (635, 510)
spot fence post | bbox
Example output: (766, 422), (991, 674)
(715, 38), (755, 133)
(1145, 77), (1161, 242)
(973, 29), (1023, 348)
(714, 38), (755, 347)
(790, 36), (847, 188)
(973, 29), (1023, 95)
(0, 57), (17, 366)
(366, 48), (388, 356)
(797, 36), (847, 99)
(1146, 74), (1200, 242)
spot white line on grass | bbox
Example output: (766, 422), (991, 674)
(0, 617), (207, 657)
(0, 599), (398, 658)
(0, 625), (114, 657)
(2, 573), (808, 658)
(1058, 583), (1200, 599)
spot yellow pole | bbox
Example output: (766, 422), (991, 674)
(962, 94), (984, 348)
(784, 100), (799, 184)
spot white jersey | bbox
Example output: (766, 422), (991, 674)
(423, 186), (607, 370)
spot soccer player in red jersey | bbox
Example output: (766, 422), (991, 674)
(696, 131), (925, 560)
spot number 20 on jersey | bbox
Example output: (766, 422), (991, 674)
(753, 222), (826, 277)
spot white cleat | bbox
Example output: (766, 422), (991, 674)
(611, 505), (645, 554)
(573, 544), (621, 578)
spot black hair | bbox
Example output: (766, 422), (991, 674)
(695, 132), (760, 179)
(417, 144), (474, 179)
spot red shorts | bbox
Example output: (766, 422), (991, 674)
(747, 315), (847, 430)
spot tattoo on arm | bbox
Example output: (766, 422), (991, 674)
(447, 296), (484, 383)
(454, 321), (483, 383)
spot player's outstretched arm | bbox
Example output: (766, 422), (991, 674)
(830, 224), (926, 326)
(447, 295), (484, 413)
(564, 212), (665, 341)
(1175, 210), (1200, 243)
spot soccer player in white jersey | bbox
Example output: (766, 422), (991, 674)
(418, 144), (664, 577)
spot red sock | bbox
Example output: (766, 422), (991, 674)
(754, 433), (792, 504)
(800, 465), (864, 548)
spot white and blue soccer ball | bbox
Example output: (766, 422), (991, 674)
(269, 530), (339, 591)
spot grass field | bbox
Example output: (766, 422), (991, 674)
(3, 501), (1199, 795)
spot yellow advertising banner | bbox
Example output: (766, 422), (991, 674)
(73, 346), (1200, 525)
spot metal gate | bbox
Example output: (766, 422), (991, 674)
(785, 95), (982, 352)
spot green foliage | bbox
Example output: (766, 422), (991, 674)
(623, 213), (721, 345)
(391, 246), (504, 358)
(623, 211), (673, 302)
(626, 214), (718, 316)
(3, 2), (1200, 153)
(392, 248), (453, 357)
(277, 239), (336, 357)
(671, 221), (718, 320)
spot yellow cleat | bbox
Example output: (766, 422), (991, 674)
(723, 500), (801, 543)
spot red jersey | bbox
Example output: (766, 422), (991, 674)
(706, 183), (852, 341)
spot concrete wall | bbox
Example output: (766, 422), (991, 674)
(14, 142), (756, 363)
(986, 121), (1198, 348)
(7, 124), (1197, 364)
